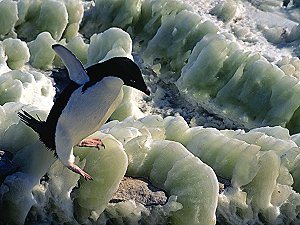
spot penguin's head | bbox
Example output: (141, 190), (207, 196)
(120, 59), (150, 96)
(86, 57), (150, 95)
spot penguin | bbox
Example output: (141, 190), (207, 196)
(18, 44), (149, 181)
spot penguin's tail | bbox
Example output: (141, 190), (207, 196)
(17, 110), (45, 135)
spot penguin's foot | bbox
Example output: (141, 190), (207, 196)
(77, 138), (105, 149)
(67, 163), (93, 181)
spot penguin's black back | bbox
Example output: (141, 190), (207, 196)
(44, 81), (81, 149)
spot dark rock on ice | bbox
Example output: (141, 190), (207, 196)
(0, 150), (18, 183)
(110, 176), (167, 206)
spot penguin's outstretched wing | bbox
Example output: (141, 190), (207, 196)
(52, 44), (89, 85)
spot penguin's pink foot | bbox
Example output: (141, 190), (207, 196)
(67, 163), (93, 181)
(77, 138), (105, 149)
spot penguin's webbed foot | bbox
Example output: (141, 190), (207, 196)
(77, 138), (105, 149)
(67, 163), (93, 181)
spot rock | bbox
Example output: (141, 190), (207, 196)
(0, 150), (18, 183)
(110, 176), (167, 206)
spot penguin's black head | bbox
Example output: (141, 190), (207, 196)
(120, 59), (150, 95)
(86, 57), (150, 95)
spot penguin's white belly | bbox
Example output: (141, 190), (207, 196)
(56, 77), (124, 145)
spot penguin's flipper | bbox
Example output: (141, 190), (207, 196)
(52, 44), (89, 85)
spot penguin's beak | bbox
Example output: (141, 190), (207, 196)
(144, 87), (151, 96)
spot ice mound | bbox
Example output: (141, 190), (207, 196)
(0, 0), (18, 38)
(16, 0), (83, 41)
(80, 0), (141, 38)
(175, 33), (300, 134)
(163, 116), (300, 224)
(0, 69), (54, 109)
(27, 32), (56, 70)
(0, 105), (219, 225)
(74, 133), (128, 223)
(0, 36), (54, 110)
(210, 0), (237, 23)
(4, 111), (300, 224)
(103, 117), (219, 225)
(87, 27), (133, 66)
(142, 9), (218, 76)
(2, 38), (29, 69)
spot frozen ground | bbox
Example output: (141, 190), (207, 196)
(187, 0), (298, 61)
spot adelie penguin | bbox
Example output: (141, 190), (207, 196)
(18, 44), (149, 181)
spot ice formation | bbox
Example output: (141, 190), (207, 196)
(27, 32), (56, 70)
(74, 133), (129, 224)
(101, 117), (219, 225)
(210, 0), (237, 23)
(15, 0), (83, 41)
(1, 0), (300, 224)
(0, 0), (18, 38)
(2, 38), (29, 69)
(0, 104), (219, 225)
(163, 116), (300, 224)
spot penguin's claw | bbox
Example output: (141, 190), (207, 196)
(77, 138), (105, 149)
(67, 164), (93, 181)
